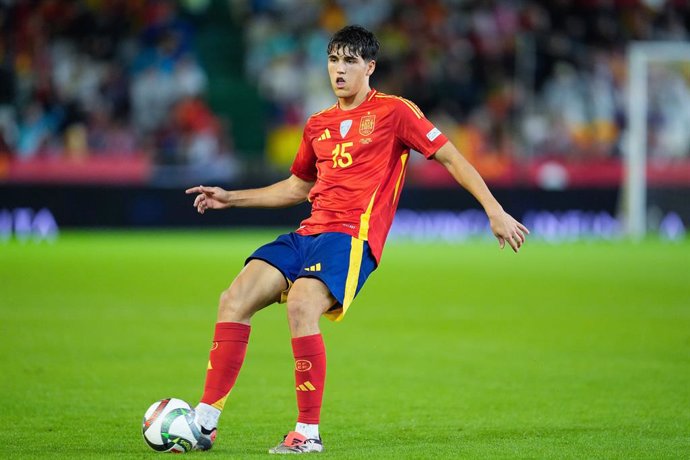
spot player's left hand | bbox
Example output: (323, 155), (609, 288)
(489, 211), (529, 253)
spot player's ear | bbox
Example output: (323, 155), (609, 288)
(366, 60), (376, 76)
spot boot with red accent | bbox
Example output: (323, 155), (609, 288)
(268, 431), (324, 454)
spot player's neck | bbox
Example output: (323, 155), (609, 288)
(337, 86), (372, 111)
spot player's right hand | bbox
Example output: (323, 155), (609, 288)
(185, 185), (230, 214)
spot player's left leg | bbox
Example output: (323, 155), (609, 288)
(286, 277), (335, 337)
(267, 232), (377, 454)
(268, 278), (334, 454)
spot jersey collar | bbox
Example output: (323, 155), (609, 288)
(337, 88), (377, 111)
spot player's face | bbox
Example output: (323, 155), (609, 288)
(327, 47), (375, 101)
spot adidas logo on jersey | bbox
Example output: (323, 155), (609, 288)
(304, 263), (321, 272)
(317, 129), (331, 141)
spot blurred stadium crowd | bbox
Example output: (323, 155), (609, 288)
(0, 0), (689, 185)
(0, 0), (234, 180)
(246, 0), (690, 176)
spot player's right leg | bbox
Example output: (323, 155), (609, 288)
(194, 259), (287, 450)
(268, 233), (377, 454)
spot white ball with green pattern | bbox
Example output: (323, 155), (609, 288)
(142, 398), (201, 453)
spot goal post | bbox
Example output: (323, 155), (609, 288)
(624, 41), (690, 240)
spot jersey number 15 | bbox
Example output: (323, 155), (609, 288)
(332, 142), (354, 168)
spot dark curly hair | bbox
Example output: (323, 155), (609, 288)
(327, 25), (379, 62)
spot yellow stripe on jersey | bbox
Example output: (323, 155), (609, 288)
(358, 188), (378, 240)
(403, 98), (424, 118)
(392, 153), (409, 203)
(325, 236), (364, 322)
(311, 104), (337, 118)
(375, 94), (424, 119)
(324, 188), (377, 322)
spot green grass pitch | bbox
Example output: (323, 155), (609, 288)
(1, 230), (689, 458)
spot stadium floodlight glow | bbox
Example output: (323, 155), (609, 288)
(624, 41), (690, 240)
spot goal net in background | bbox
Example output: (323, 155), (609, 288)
(624, 42), (690, 240)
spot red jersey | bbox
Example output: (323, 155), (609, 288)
(290, 89), (449, 264)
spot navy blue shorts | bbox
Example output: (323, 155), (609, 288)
(246, 232), (377, 321)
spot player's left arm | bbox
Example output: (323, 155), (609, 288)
(432, 141), (529, 252)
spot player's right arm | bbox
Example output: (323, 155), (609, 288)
(185, 174), (314, 214)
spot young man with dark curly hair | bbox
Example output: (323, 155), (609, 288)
(186, 25), (528, 454)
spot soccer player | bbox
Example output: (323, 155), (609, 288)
(185, 25), (528, 454)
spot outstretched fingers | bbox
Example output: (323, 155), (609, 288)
(508, 224), (529, 252)
(494, 216), (530, 253)
(184, 185), (212, 214)
(497, 235), (506, 250)
(185, 185), (215, 195)
(507, 232), (522, 252)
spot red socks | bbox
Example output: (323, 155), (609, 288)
(199, 323), (326, 424)
(292, 334), (326, 424)
(200, 322), (250, 410)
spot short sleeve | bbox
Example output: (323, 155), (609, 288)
(395, 98), (448, 159)
(290, 124), (318, 182)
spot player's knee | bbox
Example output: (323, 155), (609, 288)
(285, 290), (318, 324)
(217, 286), (250, 322)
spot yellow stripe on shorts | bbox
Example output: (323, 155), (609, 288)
(325, 188), (376, 322)
(324, 237), (364, 322)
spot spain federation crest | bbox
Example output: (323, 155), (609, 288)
(359, 114), (376, 136)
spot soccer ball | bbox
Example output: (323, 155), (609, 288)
(142, 398), (201, 453)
